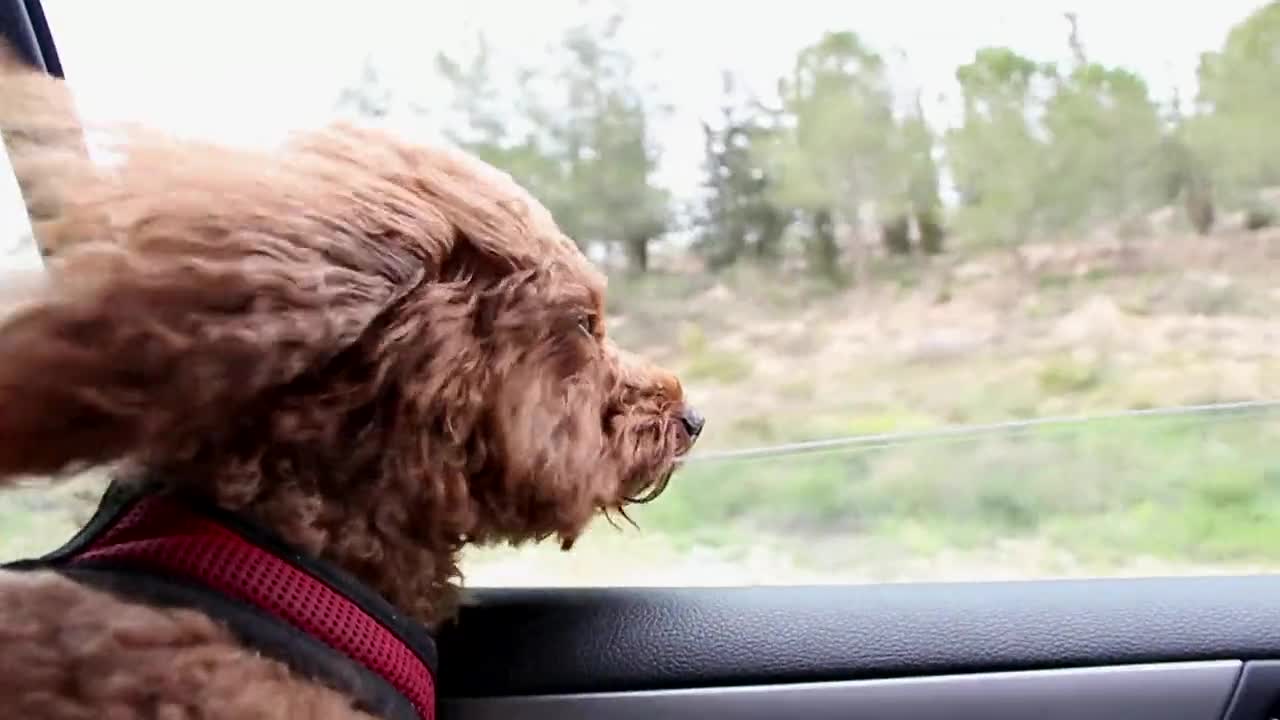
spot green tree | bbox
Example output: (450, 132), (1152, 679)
(434, 36), (573, 228)
(760, 31), (897, 281)
(1188, 1), (1280, 215)
(695, 72), (791, 269)
(945, 47), (1054, 252)
(432, 9), (671, 274)
(434, 34), (507, 152)
(525, 5), (670, 272)
(882, 96), (946, 255)
(336, 55), (393, 120)
(1041, 63), (1166, 232)
(1156, 88), (1216, 234)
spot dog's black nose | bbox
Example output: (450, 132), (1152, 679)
(680, 406), (706, 439)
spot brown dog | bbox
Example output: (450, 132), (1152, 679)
(0, 65), (702, 718)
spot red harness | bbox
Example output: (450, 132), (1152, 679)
(5, 486), (436, 720)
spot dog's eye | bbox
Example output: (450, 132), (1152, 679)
(576, 314), (597, 338)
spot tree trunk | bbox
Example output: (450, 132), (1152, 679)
(882, 214), (912, 255)
(917, 208), (945, 255)
(753, 210), (787, 262)
(624, 235), (649, 274)
(723, 224), (746, 268)
(808, 210), (841, 282)
(704, 224), (743, 271)
(1185, 181), (1215, 236)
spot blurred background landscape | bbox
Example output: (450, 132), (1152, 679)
(5, 0), (1280, 585)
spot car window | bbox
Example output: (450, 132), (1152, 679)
(4, 0), (1280, 586)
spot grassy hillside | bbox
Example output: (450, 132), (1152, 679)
(466, 230), (1280, 584)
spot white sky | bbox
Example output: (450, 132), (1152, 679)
(41, 1), (1269, 162)
(2, 0), (1269, 270)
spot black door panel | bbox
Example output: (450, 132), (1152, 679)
(437, 578), (1280, 697)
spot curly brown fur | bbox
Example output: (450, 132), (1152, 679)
(0, 61), (699, 716)
(0, 571), (379, 719)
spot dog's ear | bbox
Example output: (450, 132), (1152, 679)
(0, 109), (434, 481)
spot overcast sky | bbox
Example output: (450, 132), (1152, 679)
(2, 0), (1269, 269)
(40, 1), (1270, 161)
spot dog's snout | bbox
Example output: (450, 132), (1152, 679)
(679, 406), (705, 440)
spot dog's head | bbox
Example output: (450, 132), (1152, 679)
(343, 136), (705, 547)
(0, 72), (701, 617)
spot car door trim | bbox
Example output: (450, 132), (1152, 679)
(442, 660), (1242, 720)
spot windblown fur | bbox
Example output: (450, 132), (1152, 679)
(0, 59), (699, 718)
